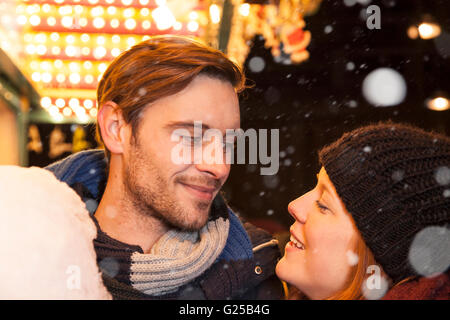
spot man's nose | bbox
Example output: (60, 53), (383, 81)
(194, 137), (230, 180)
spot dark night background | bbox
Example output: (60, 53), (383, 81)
(28, 0), (450, 233)
(223, 0), (450, 232)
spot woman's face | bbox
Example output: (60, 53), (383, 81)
(276, 167), (359, 299)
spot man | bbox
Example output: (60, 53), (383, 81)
(46, 36), (284, 299)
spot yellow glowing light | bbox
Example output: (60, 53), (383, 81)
(89, 108), (98, 117)
(173, 21), (182, 31)
(81, 34), (90, 42)
(55, 98), (66, 108)
(40, 61), (51, 70)
(111, 48), (121, 57)
(88, 0), (99, 4)
(79, 18), (88, 27)
(42, 73), (52, 83)
(93, 17), (106, 29)
(187, 21), (199, 32)
(81, 47), (91, 55)
(17, 15), (27, 25)
(127, 37), (136, 47)
(84, 99), (94, 109)
(97, 36), (106, 45)
(51, 46), (61, 55)
(152, 6), (175, 30)
(74, 5), (84, 14)
(94, 47), (107, 59)
(418, 22), (441, 40)
(98, 63), (108, 73)
(122, 0), (133, 5)
(29, 15), (41, 26)
(65, 45), (77, 57)
(69, 73), (81, 84)
(49, 105), (63, 121)
(139, 0), (150, 5)
(427, 97), (449, 111)
(30, 61), (39, 69)
(142, 20), (151, 30)
(47, 17), (56, 26)
(62, 16), (74, 28)
(239, 3), (250, 17)
(42, 4), (51, 13)
(84, 75), (94, 84)
(40, 97), (52, 108)
(69, 98), (79, 108)
(140, 8), (150, 17)
(50, 32), (60, 41)
(83, 61), (93, 69)
(107, 6), (117, 15)
(59, 5), (72, 15)
(25, 44), (36, 54)
(209, 5), (221, 24)
(35, 33), (46, 43)
(63, 107), (72, 117)
(125, 19), (137, 30)
(69, 62), (80, 72)
(54, 60), (63, 68)
(156, 0), (166, 6)
(124, 8), (135, 18)
(189, 11), (199, 20)
(36, 45), (47, 55)
(110, 19), (120, 28)
(66, 35), (75, 44)
(56, 74), (66, 83)
(91, 6), (104, 17)
(112, 35), (121, 43)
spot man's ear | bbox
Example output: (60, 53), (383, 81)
(97, 101), (130, 155)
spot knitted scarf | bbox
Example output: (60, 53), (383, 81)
(129, 217), (229, 295)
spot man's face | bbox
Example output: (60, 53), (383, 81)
(122, 75), (240, 231)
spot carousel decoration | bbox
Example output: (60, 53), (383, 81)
(226, 0), (322, 66)
(1, 0), (322, 123)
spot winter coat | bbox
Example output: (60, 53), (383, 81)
(45, 149), (285, 300)
(382, 271), (449, 300)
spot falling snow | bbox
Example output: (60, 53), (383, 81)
(362, 68), (407, 107)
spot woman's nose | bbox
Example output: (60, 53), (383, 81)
(288, 190), (312, 223)
(288, 196), (307, 224)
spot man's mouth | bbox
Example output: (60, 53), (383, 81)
(180, 182), (216, 201)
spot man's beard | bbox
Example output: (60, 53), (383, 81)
(122, 141), (217, 231)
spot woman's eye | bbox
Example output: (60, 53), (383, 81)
(315, 200), (329, 213)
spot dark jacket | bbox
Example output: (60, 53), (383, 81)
(45, 150), (285, 300)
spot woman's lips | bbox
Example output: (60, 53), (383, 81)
(181, 183), (215, 200)
(287, 233), (306, 251)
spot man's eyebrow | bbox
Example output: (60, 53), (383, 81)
(164, 121), (211, 131)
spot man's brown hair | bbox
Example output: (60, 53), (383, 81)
(96, 35), (246, 160)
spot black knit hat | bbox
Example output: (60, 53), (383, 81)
(319, 122), (450, 283)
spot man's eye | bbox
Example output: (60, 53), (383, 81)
(223, 141), (236, 151)
(182, 136), (202, 146)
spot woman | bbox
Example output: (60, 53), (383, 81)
(276, 122), (450, 300)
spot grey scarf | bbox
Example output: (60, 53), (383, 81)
(129, 217), (229, 296)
